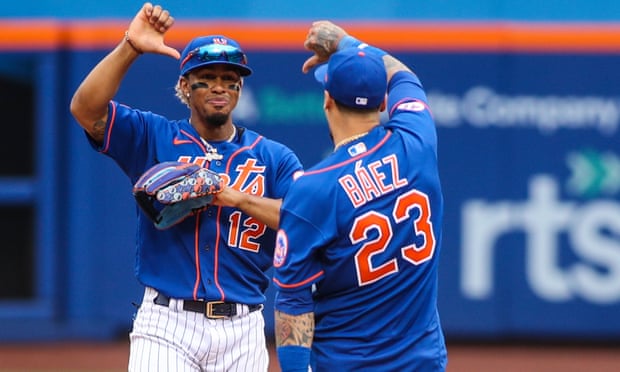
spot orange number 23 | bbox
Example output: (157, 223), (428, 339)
(351, 189), (436, 286)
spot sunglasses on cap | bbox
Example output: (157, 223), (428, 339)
(180, 44), (248, 70)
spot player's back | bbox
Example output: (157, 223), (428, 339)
(296, 121), (445, 370)
(276, 70), (447, 370)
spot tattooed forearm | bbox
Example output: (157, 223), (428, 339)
(305, 21), (347, 59)
(384, 55), (412, 75)
(314, 28), (342, 56)
(275, 310), (314, 348)
(383, 55), (413, 82)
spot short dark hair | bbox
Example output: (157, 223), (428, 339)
(334, 99), (380, 114)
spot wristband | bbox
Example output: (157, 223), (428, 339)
(337, 35), (387, 57)
(337, 35), (363, 50)
(124, 30), (143, 55)
(277, 345), (310, 372)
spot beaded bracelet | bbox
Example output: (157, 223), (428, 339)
(124, 30), (143, 55)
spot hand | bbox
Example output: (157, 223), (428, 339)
(210, 185), (243, 209)
(301, 21), (348, 73)
(125, 2), (180, 60)
(210, 185), (283, 230)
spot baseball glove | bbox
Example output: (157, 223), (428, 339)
(133, 162), (224, 229)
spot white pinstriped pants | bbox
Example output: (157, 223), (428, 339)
(128, 287), (269, 372)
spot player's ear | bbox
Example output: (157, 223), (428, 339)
(178, 76), (190, 95)
(323, 90), (332, 111)
(236, 78), (243, 96)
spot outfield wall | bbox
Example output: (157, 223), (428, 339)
(0, 18), (619, 342)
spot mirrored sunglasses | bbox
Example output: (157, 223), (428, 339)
(181, 44), (248, 70)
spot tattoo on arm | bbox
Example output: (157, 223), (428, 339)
(384, 55), (412, 75)
(90, 119), (107, 143)
(275, 310), (314, 348)
(383, 55), (413, 82)
(314, 28), (341, 56)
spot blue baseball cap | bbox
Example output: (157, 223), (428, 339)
(180, 35), (253, 76)
(314, 48), (387, 109)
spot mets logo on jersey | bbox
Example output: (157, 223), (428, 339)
(273, 230), (288, 268)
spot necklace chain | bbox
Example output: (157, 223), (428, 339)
(334, 131), (369, 151)
(200, 126), (236, 161)
(226, 126), (237, 142)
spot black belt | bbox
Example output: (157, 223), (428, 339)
(154, 293), (261, 319)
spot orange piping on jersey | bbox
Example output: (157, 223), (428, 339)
(225, 136), (265, 172)
(302, 131), (392, 177)
(192, 214), (202, 300)
(100, 101), (117, 154)
(181, 129), (222, 300)
(273, 270), (325, 289)
(179, 129), (208, 153)
(2, 20), (620, 53)
(213, 205), (226, 300)
(212, 134), (264, 301)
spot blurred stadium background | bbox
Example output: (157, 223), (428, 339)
(1, 0), (619, 370)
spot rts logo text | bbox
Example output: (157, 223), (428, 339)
(461, 175), (620, 304)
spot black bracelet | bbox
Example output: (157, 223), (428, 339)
(124, 30), (143, 55)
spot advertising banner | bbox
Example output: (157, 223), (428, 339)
(2, 17), (620, 342)
(418, 53), (620, 339)
(180, 51), (620, 339)
(5, 45), (615, 341)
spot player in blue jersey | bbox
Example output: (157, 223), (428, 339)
(273, 21), (448, 371)
(70, 3), (302, 371)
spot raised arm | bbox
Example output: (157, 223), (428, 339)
(69, 2), (180, 143)
(301, 20), (413, 82)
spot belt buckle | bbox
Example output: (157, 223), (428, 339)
(206, 301), (226, 319)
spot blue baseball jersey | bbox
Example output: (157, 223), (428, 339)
(88, 101), (303, 305)
(274, 71), (447, 370)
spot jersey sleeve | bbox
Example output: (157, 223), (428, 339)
(273, 176), (336, 292)
(385, 71), (438, 151)
(84, 101), (152, 179)
(273, 209), (326, 291)
(249, 135), (303, 199)
(387, 71), (427, 107)
(273, 145), (304, 198)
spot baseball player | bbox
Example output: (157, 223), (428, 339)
(70, 3), (302, 371)
(273, 21), (448, 371)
